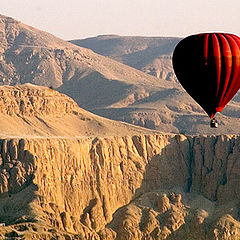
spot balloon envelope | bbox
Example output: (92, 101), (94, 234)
(172, 33), (240, 118)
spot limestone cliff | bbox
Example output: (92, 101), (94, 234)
(0, 134), (240, 239)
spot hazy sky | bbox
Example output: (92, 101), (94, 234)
(1, 0), (240, 40)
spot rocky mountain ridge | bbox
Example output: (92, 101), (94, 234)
(0, 15), (163, 88)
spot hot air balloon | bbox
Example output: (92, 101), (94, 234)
(172, 33), (240, 128)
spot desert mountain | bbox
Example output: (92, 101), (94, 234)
(1, 14), (240, 135)
(0, 84), (155, 137)
(0, 15), (168, 88)
(0, 15), (179, 130)
(70, 35), (181, 81)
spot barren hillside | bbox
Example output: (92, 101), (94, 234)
(0, 15), (167, 88)
(70, 35), (181, 81)
(0, 84), (155, 137)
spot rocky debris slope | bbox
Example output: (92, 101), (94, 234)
(0, 134), (239, 239)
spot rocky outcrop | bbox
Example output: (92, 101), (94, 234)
(0, 134), (239, 239)
(0, 84), (79, 116)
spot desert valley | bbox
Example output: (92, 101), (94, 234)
(0, 14), (239, 239)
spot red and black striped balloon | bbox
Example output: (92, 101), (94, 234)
(172, 33), (240, 118)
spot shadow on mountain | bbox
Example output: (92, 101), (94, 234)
(70, 37), (123, 57)
(107, 135), (194, 238)
(0, 145), (39, 225)
(58, 71), (133, 109)
(91, 107), (142, 119)
(107, 135), (240, 239)
(120, 39), (180, 69)
(173, 114), (210, 134)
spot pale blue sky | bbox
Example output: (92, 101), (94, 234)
(0, 0), (239, 40)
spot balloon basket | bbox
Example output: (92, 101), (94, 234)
(210, 118), (218, 128)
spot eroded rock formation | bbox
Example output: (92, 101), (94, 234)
(0, 84), (79, 117)
(0, 134), (239, 239)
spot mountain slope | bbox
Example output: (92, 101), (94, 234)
(0, 15), (169, 88)
(0, 15), (181, 130)
(70, 34), (240, 134)
(70, 34), (181, 81)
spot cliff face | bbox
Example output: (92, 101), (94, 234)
(0, 134), (240, 239)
